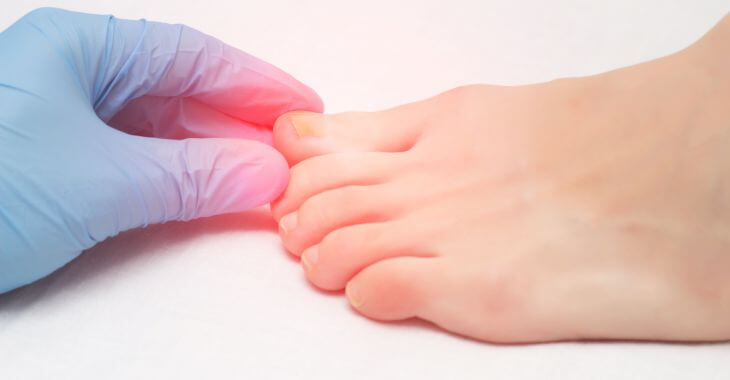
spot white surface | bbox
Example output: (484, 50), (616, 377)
(1, 1), (730, 379)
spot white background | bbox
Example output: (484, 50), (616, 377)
(1, 1), (730, 379)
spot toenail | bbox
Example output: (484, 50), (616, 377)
(301, 246), (318, 271)
(346, 282), (364, 309)
(279, 212), (298, 234)
(290, 115), (325, 137)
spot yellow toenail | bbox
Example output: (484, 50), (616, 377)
(346, 282), (364, 309)
(279, 212), (297, 234)
(290, 115), (325, 137)
(301, 246), (318, 272)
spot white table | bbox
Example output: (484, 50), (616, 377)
(1, 1), (729, 379)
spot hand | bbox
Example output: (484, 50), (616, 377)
(0, 8), (322, 293)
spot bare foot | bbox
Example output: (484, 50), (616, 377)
(271, 15), (730, 343)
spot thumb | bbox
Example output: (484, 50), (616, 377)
(118, 134), (290, 227)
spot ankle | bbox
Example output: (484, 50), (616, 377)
(681, 14), (730, 227)
(689, 13), (730, 96)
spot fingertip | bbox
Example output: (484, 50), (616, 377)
(246, 142), (291, 207)
(187, 139), (291, 217)
(282, 74), (323, 114)
(267, 70), (323, 118)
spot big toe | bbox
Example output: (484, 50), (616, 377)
(273, 110), (422, 166)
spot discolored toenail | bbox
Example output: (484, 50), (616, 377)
(290, 114), (325, 137)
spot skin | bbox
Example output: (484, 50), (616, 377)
(270, 13), (730, 343)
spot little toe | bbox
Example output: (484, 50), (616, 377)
(278, 184), (402, 256)
(348, 254), (544, 343)
(301, 221), (432, 290)
(271, 151), (408, 221)
(273, 110), (422, 166)
(345, 256), (443, 321)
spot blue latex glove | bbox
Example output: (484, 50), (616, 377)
(0, 8), (322, 293)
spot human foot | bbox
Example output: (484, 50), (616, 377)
(272, 16), (730, 343)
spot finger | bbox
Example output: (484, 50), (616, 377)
(113, 133), (289, 229)
(11, 8), (322, 124)
(107, 96), (273, 145)
(92, 14), (323, 123)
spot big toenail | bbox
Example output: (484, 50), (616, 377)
(301, 246), (319, 271)
(346, 282), (364, 308)
(291, 115), (325, 137)
(279, 212), (298, 234)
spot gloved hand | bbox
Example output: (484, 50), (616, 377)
(0, 8), (322, 293)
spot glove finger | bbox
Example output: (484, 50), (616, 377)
(89, 12), (323, 124)
(108, 133), (289, 230)
(0, 128), (288, 293)
(9, 8), (322, 125)
(108, 96), (273, 145)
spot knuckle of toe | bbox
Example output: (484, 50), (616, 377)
(332, 186), (360, 205)
(318, 230), (347, 260)
(481, 273), (518, 313)
(298, 194), (330, 227)
(288, 164), (314, 193)
(473, 268), (528, 335)
(300, 186), (362, 226)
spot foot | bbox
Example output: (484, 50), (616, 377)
(272, 17), (730, 343)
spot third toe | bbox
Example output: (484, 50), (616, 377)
(271, 151), (408, 221)
(278, 184), (401, 256)
(302, 220), (433, 290)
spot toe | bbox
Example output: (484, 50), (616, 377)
(278, 184), (401, 256)
(273, 110), (422, 166)
(344, 256), (443, 321)
(273, 112), (334, 165)
(302, 221), (431, 290)
(271, 151), (408, 221)
(348, 254), (544, 343)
